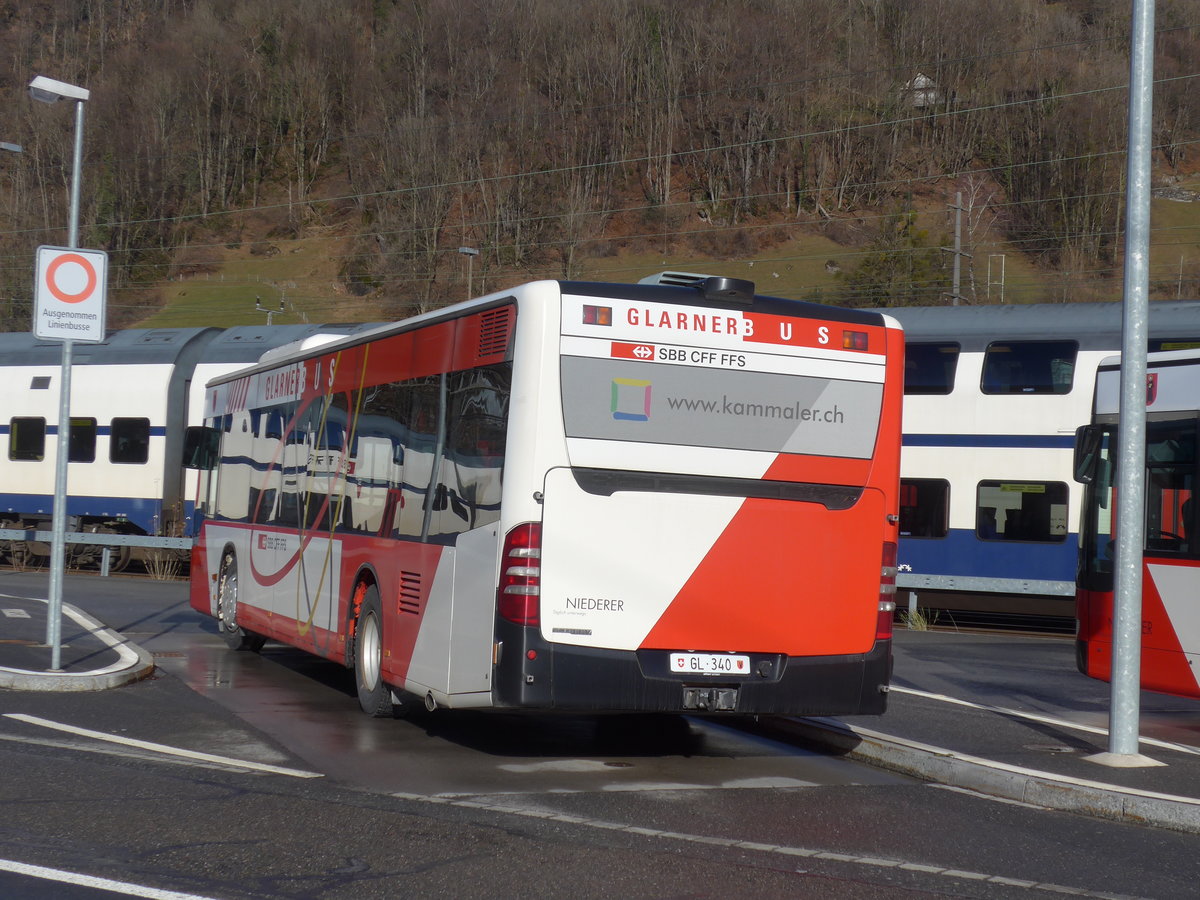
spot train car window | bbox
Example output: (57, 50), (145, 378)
(976, 481), (1068, 542)
(904, 343), (959, 395)
(9, 417), (46, 461)
(110, 417), (150, 464)
(69, 418), (96, 463)
(981, 340), (1077, 394)
(899, 478), (949, 537)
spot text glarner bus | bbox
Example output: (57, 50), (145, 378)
(188, 276), (903, 716)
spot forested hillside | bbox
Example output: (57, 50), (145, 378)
(1, 0), (1199, 329)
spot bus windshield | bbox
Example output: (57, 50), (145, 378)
(1079, 420), (1198, 589)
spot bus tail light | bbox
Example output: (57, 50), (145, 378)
(877, 541), (897, 639)
(498, 523), (542, 626)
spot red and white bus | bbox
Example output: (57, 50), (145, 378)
(188, 275), (903, 717)
(1074, 348), (1200, 699)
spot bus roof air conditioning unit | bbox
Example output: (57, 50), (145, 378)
(638, 271), (755, 303)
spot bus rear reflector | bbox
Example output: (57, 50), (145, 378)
(498, 523), (542, 626)
(843, 330), (869, 351)
(877, 541), (897, 639)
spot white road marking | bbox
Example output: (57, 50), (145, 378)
(3, 713), (321, 779)
(0, 858), (221, 900)
(0, 730), (289, 776)
(0, 594), (142, 677)
(390, 791), (1142, 899)
(891, 685), (1200, 757)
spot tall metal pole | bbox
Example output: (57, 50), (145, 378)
(1099, 0), (1159, 767)
(45, 96), (85, 671)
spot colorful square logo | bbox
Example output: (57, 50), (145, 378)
(611, 378), (651, 421)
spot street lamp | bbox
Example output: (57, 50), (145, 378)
(30, 74), (89, 671)
(458, 246), (479, 299)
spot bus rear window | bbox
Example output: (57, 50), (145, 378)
(560, 356), (882, 460)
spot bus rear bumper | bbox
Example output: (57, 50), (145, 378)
(492, 627), (891, 716)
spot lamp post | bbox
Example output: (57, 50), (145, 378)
(458, 246), (479, 299)
(30, 74), (89, 671)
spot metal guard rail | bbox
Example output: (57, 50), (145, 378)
(0, 528), (191, 550)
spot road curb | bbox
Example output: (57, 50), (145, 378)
(0, 601), (155, 692)
(774, 716), (1200, 835)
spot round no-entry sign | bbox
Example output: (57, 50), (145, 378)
(34, 245), (108, 343)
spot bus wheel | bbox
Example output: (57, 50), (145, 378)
(216, 551), (266, 652)
(354, 585), (394, 717)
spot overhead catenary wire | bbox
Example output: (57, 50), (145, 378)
(1, 19), (1199, 312)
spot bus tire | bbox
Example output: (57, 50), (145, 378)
(216, 550), (266, 652)
(354, 585), (394, 717)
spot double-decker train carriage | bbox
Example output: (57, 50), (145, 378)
(0, 323), (380, 570)
(889, 300), (1200, 629)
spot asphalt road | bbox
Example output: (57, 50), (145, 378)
(0, 571), (1197, 899)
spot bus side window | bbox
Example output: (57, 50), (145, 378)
(182, 425), (220, 470)
(1145, 422), (1196, 553)
(399, 377), (443, 539)
(443, 363), (511, 535)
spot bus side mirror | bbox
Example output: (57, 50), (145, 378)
(183, 425), (220, 470)
(1073, 424), (1101, 484)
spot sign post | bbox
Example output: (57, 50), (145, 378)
(29, 74), (92, 672)
(34, 246), (107, 671)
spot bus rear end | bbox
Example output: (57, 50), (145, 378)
(493, 276), (902, 716)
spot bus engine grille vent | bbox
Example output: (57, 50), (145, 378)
(398, 571), (422, 616)
(477, 307), (513, 359)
